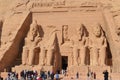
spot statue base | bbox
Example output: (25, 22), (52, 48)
(67, 65), (110, 79)
(33, 65), (55, 72)
(12, 65), (55, 74)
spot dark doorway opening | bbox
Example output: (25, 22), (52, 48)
(62, 56), (68, 70)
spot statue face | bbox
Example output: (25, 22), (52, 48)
(64, 25), (68, 30)
(94, 25), (101, 37)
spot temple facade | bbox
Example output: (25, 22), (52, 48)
(0, 0), (120, 74)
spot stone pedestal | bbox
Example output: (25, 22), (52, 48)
(90, 66), (110, 73)
(67, 65), (88, 76)
(12, 65), (33, 73)
(67, 65), (110, 79)
(33, 65), (55, 72)
(12, 65), (55, 74)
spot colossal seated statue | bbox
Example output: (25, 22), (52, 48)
(22, 20), (42, 65)
(70, 24), (88, 66)
(89, 24), (107, 66)
(46, 29), (58, 66)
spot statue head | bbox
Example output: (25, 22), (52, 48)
(63, 25), (68, 31)
(93, 24), (103, 37)
(76, 24), (86, 40)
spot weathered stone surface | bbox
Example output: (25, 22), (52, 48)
(0, 1), (120, 79)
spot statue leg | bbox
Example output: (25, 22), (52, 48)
(99, 47), (106, 66)
(47, 49), (54, 66)
(22, 47), (28, 65)
(90, 48), (93, 65)
(80, 47), (86, 65)
(28, 47), (35, 65)
(73, 47), (79, 66)
(39, 48), (46, 66)
(92, 48), (98, 66)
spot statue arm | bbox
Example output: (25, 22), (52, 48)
(88, 38), (93, 49)
(103, 38), (107, 47)
(37, 26), (42, 37)
(84, 37), (89, 47)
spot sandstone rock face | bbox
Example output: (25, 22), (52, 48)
(0, 0), (120, 73)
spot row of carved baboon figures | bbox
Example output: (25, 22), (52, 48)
(22, 20), (108, 67)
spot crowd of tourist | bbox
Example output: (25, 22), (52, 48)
(3, 68), (109, 80)
(4, 69), (61, 80)
(75, 69), (109, 80)
(5, 71), (18, 80)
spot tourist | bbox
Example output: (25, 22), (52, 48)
(50, 72), (54, 80)
(87, 71), (92, 80)
(27, 74), (32, 80)
(54, 72), (59, 80)
(0, 75), (3, 80)
(91, 71), (94, 79)
(64, 70), (67, 76)
(103, 70), (109, 80)
(93, 72), (96, 80)
(5, 73), (11, 80)
(33, 70), (37, 80)
(47, 71), (50, 78)
(20, 70), (27, 80)
(76, 72), (79, 79)
(10, 72), (18, 80)
(36, 76), (42, 80)
(57, 67), (60, 74)
(44, 71), (47, 80)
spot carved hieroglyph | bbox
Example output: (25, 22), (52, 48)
(70, 24), (88, 66)
(89, 24), (107, 66)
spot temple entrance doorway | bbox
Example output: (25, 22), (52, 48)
(62, 56), (68, 70)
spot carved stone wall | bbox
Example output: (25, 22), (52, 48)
(0, 0), (120, 73)
(0, 12), (32, 71)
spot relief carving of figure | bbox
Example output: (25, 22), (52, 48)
(70, 24), (88, 66)
(22, 20), (42, 65)
(89, 24), (107, 66)
(62, 25), (69, 43)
